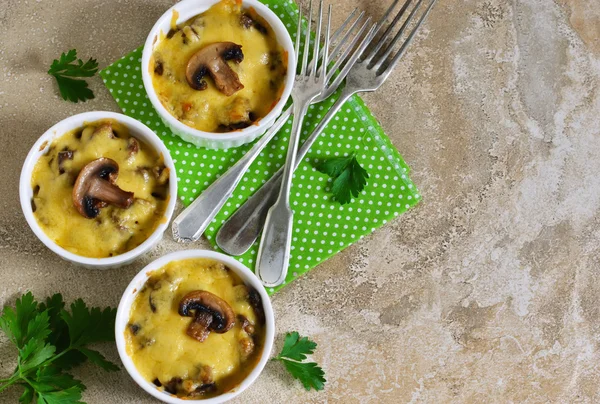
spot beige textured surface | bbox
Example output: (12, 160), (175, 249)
(1, 0), (600, 402)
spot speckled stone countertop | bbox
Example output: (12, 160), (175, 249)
(1, 0), (600, 402)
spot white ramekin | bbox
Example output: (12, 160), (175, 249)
(142, 0), (296, 149)
(19, 111), (178, 270)
(115, 250), (275, 404)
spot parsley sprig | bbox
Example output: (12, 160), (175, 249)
(47, 49), (99, 103)
(0, 292), (118, 403)
(317, 154), (369, 204)
(273, 332), (326, 391)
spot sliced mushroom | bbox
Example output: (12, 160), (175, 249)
(185, 42), (245, 96)
(179, 290), (235, 342)
(72, 158), (134, 219)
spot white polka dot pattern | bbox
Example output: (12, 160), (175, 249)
(99, 0), (421, 294)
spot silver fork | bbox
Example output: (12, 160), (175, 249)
(255, 0), (331, 287)
(216, 0), (438, 257)
(171, 7), (371, 243)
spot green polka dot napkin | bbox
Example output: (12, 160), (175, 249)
(100, 0), (421, 294)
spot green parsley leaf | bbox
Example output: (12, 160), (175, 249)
(60, 299), (116, 347)
(34, 366), (84, 392)
(19, 340), (56, 373)
(317, 154), (354, 178)
(18, 385), (34, 404)
(47, 49), (98, 103)
(38, 294), (69, 351)
(51, 350), (88, 372)
(0, 293), (117, 403)
(278, 331), (317, 361)
(25, 311), (52, 345)
(274, 332), (326, 391)
(281, 360), (326, 391)
(78, 348), (119, 372)
(37, 385), (84, 404)
(316, 154), (369, 204)
(0, 292), (39, 348)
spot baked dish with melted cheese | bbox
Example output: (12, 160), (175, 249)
(30, 120), (170, 258)
(125, 258), (266, 399)
(150, 0), (287, 132)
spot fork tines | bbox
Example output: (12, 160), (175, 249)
(363, 0), (438, 75)
(295, 0), (331, 80)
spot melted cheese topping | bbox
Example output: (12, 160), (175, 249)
(151, 0), (287, 132)
(126, 258), (264, 399)
(31, 120), (169, 258)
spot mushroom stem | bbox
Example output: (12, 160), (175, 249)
(187, 311), (213, 342)
(86, 177), (134, 208)
(209, 58), (243, 96)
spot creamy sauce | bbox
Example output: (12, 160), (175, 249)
(126, 258), (265, 399)
(151, 0), (287, 132)
(31, 120), (169, 258)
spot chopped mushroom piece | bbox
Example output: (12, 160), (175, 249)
(237, 314), (254, 335)
(163, 376), (215, 397)
(72, 158), (134, 219)
(178, 290), (235, 342)
(136, 167), (151, 183)
(218, 97), (254, 131)
(240, 13), (253, 28)
(153, 166), (170, 185)
(189, 383), (216, 397)
(154, 60), (164, 76)
(166, 28), (178, 39)
(247, 286), (265, 323)
(185, 42), (245, 96)
(93, 123), (116, 139)
(164, 377), (182, 395)
(127, 137), (139, 156)
(239, 337), (254, 357)
(199, 365), (213, 385)
(129, 323), (141, 336)
(57, 149), (74, 174)
(239, 13), (267, 34)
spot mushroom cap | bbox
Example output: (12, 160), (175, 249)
(179, 290), (235, 334)
(72, 157), (134, 219)
(185, 42), (245, 96)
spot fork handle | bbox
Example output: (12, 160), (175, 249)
(217, 87), (356, 255)
(255, 101), (311, 286)
(171, 107), (293, 243)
